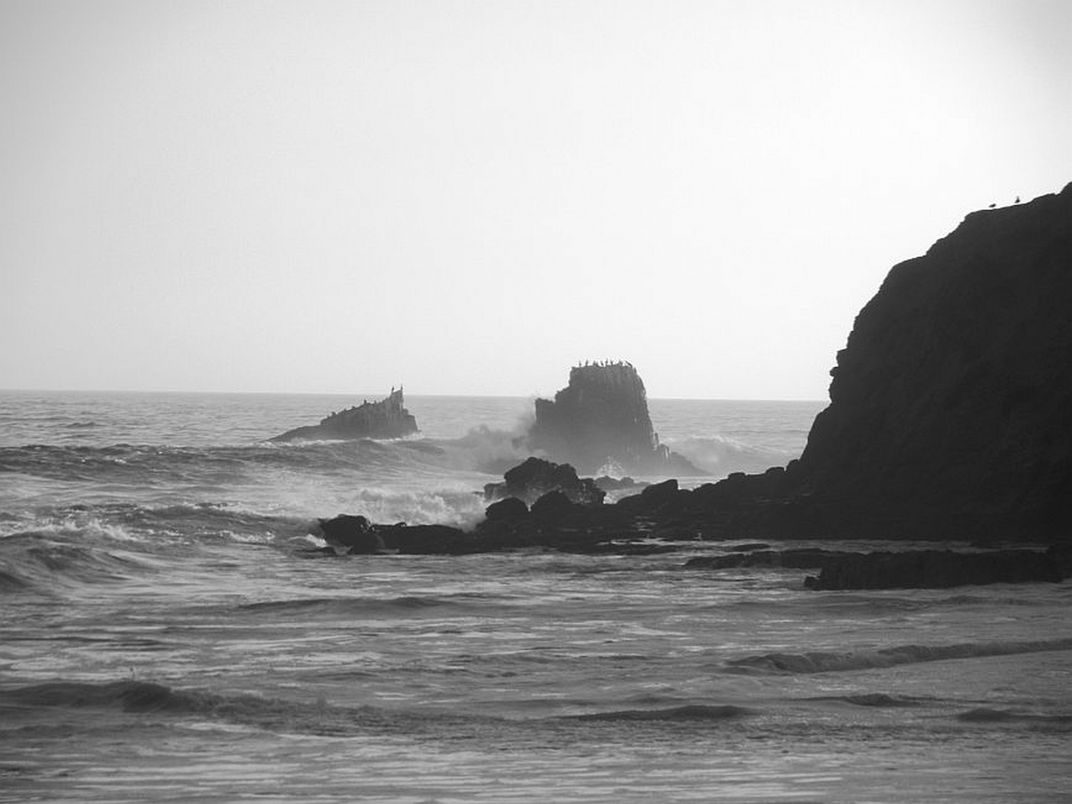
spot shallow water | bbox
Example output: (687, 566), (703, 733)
(1, 391), (1069, 801)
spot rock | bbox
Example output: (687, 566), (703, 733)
(374, 524), (471, 555)
(306, 186), (1072, 562)
(1048, 543), (1072, 577)
(530, 490), (577, 523)
(485, 496), (528, 521)
(526, 361), (700, 475)
(657, 183), (1072, 547)
(797, 183), (1072, 542)
(640, 478), (680, 506)
(484, 457), (605, 506)
(271, 388), (418, 442)
(802, 549), (1064, 590)
(313, 515), (385, 553)
(594, 475), (645, 492)
(616, 478), (684, 514)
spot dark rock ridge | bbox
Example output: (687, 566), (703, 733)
(271, 387), (418, 442)
(308, 456), (1072, 584)
(526, 361), (699, 475)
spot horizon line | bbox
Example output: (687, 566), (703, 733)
(0, 386), (828, 404)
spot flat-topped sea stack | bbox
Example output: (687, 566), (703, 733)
(271, 387), (418, 442)
(527, 362), (698, 476)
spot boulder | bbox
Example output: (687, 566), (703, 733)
(484, 457), (605, 506)
(530, 490), (578, 523)
(313, 515), (385, 554)
(485, 496), (528, 521)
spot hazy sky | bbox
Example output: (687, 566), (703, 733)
(2, 0), (1069, 399)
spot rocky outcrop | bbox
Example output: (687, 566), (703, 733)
(270, 388), (418, 442)
(794, 183), (1072, 543)
(526, 362), (698, 475)
(306, 183), (1072, 576)
(312, 514), (385, 553)
(483, 457), (605, 506)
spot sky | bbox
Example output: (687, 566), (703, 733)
(2, 0), (1070, 400)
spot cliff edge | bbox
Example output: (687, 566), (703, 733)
(796, 183), (1072, 541)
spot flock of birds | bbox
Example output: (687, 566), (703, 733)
(989, 196), (1020, 209)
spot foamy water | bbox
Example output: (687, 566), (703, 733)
(1, 391), (1069, 802)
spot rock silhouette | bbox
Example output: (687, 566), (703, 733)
(526, 362), (699, 475)
(797, 182), (1072, 542)
(271, 388), (418, 442)
(309, 182), (1072, 586)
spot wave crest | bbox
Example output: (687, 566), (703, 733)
(570, 703), (755, 722)
(661, 435), (792, 477)
(727, 637), (1072, 674)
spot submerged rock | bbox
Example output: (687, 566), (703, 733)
(270, 388), (418, 442)
(526, 362), (699, 475)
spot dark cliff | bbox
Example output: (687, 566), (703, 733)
(271, 387), (418, 442)
(797, 183), (1072, 541)
(527, 362), (697, 475)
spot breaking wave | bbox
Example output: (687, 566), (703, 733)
(236, 593), (493, 618)
(0, 679), (496, 738)
(662, 435), (793, 478)
(0, 530), (151, 593)
(0, 428), (524, 487)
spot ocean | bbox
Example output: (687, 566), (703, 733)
(1, 390), (1069, 802)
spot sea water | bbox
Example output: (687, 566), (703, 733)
(1, 391), (1069, 802)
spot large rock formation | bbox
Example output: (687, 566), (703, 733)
(271, 387), (418, 442)
(795, 183), (1072, 542)
(527, 362), (698, 475)
(304, 182), (1072, 578)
